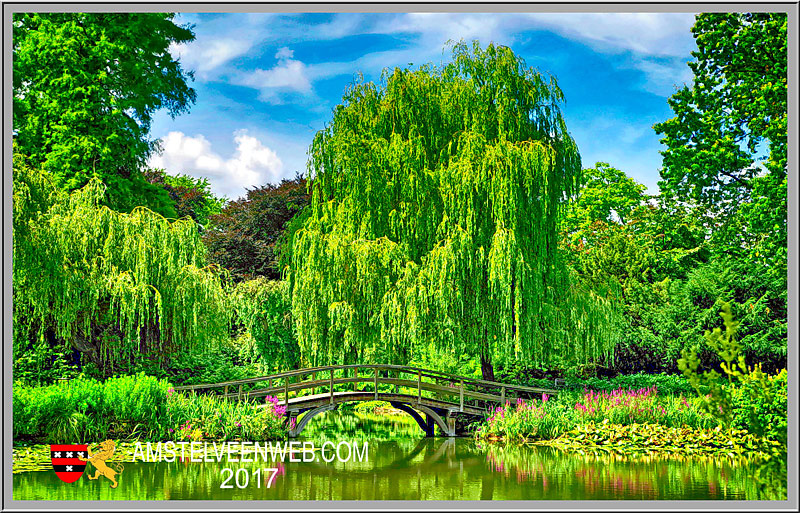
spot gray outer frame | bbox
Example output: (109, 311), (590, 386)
(2, 2), (797, 511)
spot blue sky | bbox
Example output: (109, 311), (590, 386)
(148, 12), (699, 200)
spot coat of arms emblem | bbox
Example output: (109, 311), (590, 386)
(50, 444), (88, 483)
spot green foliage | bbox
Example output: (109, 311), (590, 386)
(678, 302), (787, 499)
(476, 385), (715, 443)
(12, 374), (287, 443)
(153, 333), (267, 387)
(143, 168), (226, 228)
(562, 162), (647, 242)
(653, 13), (787, 285)
(665, 259), (786, 364)
(12, 13), (197, 213)
(730, 369), (787, 445)
(13, 161), (229, 378)
(12, 338), (82, 386)
(165, 390), (287, 441)
(289, 40), (617, 375)
(678, 302), (786, 437)
(13, 373), (169, 442)
(229, 279), (300, 372)
(477, 397), (578, 441)
(654, 13), (787, 206)
(204, 176), (309, 282)
(570, 374), (697, 396)
(560, 161), (785, 372)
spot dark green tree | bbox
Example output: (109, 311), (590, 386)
(653, 13), (787, 278)
(12, 12), (197, 213)
(203, 176), (310, 282)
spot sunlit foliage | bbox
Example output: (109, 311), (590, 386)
(289, 41), (617, 375)
(13, 154), (228, 377)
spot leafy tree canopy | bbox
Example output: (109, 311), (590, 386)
(143, 168), (226, 228)
(289, 41), (617, 378)
(12, 12), (197, 213)
(653, 13), (787, 280)
(12, 152), (228, 377)
(203, 176), (310, 282)
(562, 162), (648, 243)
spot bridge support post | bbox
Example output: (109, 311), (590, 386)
(424, 414), (435, 437)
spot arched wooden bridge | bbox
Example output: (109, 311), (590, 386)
(173, 364), (559, 437)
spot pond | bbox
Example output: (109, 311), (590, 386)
(12, 411), (759, 501)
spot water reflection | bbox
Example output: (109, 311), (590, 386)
(12, 412), (757, 501)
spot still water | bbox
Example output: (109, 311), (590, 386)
(13, 411), (757, 500)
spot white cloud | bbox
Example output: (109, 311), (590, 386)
(236, 47), (313, 104)
(149, 130), (284, 199)
(297, 13), (697, 98)
(274, 47), (294, 60)
(626, 56), (694, 96)
(386, 13), (508, 45)
(170, 38), (253, 79)
(524, 13), (696, 57)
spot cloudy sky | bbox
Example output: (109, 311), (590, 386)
(148, 12), (699, 200)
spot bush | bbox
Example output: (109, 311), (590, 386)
(13, 373), (169, 442)
(167, 333), (269, 387)
(12, 373), (288, 443)
(730, 368), (787, 444)
(165, 389), (287, 441)
(570, 373), (696, 396)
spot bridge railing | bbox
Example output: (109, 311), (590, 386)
(173, 364), (559, 414)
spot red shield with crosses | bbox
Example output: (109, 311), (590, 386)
(50, 444), (88, 483)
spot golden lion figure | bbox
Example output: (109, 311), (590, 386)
(78, 439), (124, 488)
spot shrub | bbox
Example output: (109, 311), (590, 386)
(13, 373), (169, 442)
(730, 369), (787, 444)
(678, 302), (787, 499)
(12, 373), (288, 443)
(165, 389), (287, 441)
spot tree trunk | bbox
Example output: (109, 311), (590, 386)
(480, 354), (495, 381)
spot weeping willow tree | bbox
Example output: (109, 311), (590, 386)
(289, 41), (618, 378)
(13, 152), (229, 378)
(228, 278), (300, 372)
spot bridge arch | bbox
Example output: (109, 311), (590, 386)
(288, 400), (455, 438)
